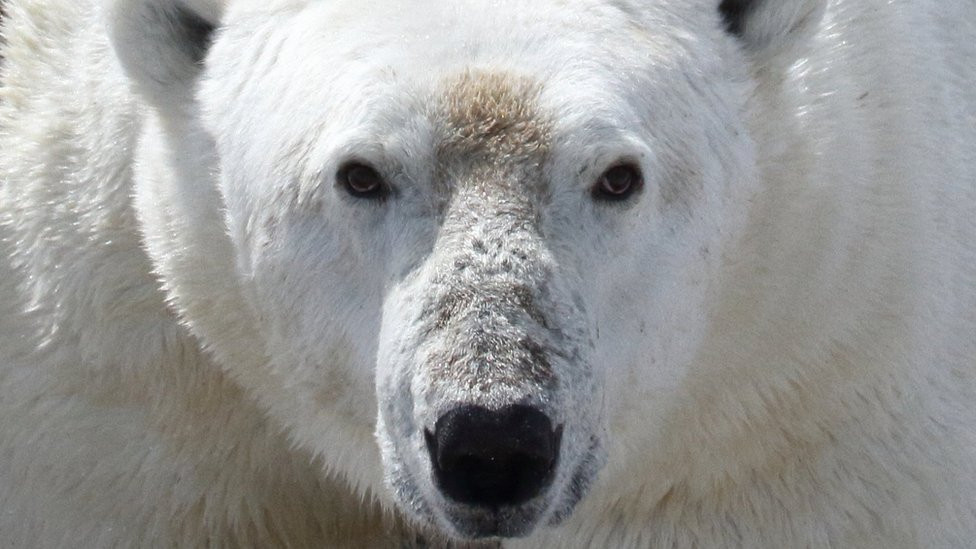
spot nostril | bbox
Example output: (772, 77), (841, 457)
(425, 405), (562, 508)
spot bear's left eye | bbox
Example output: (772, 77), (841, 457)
(337, 162), (389, 200)
(592, 163), (643, 202)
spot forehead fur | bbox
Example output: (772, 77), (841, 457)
(437, 71), (552, 167)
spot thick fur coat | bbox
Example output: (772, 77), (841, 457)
(1, 0), (974, 547)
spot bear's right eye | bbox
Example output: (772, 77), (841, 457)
(337, 162), (389, 200)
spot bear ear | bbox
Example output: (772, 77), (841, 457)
(718, 0), (825, 62)
(108, 0), (224, 105)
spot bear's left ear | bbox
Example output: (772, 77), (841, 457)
(718, 0), (825, 63)
(107, 0), (224, 106)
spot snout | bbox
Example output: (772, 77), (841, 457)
(376, 239), (604, 538)
(425, 405), (562, 508)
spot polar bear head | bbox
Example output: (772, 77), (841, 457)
(110, 0), (823, 540)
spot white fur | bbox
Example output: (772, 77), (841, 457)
(1, 0), (974, 546)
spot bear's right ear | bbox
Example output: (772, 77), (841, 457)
(108, 0), (224, 105)
(718, 0), (825, 63)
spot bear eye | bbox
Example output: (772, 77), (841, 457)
(592, 163), (643, 201)
(337, 162), (388, 199)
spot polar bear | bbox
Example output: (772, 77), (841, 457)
(1, 0), (975, 546)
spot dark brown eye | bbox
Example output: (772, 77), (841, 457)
(593, 164), (643, 201)
(337, 162), (387, 199)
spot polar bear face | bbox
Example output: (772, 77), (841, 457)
(115, 0), (822, 540)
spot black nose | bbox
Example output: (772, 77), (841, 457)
(425, 405), (561, 508)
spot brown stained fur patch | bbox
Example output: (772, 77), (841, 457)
(423, 72), (557, 393)
(437, 71), (552, 174)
